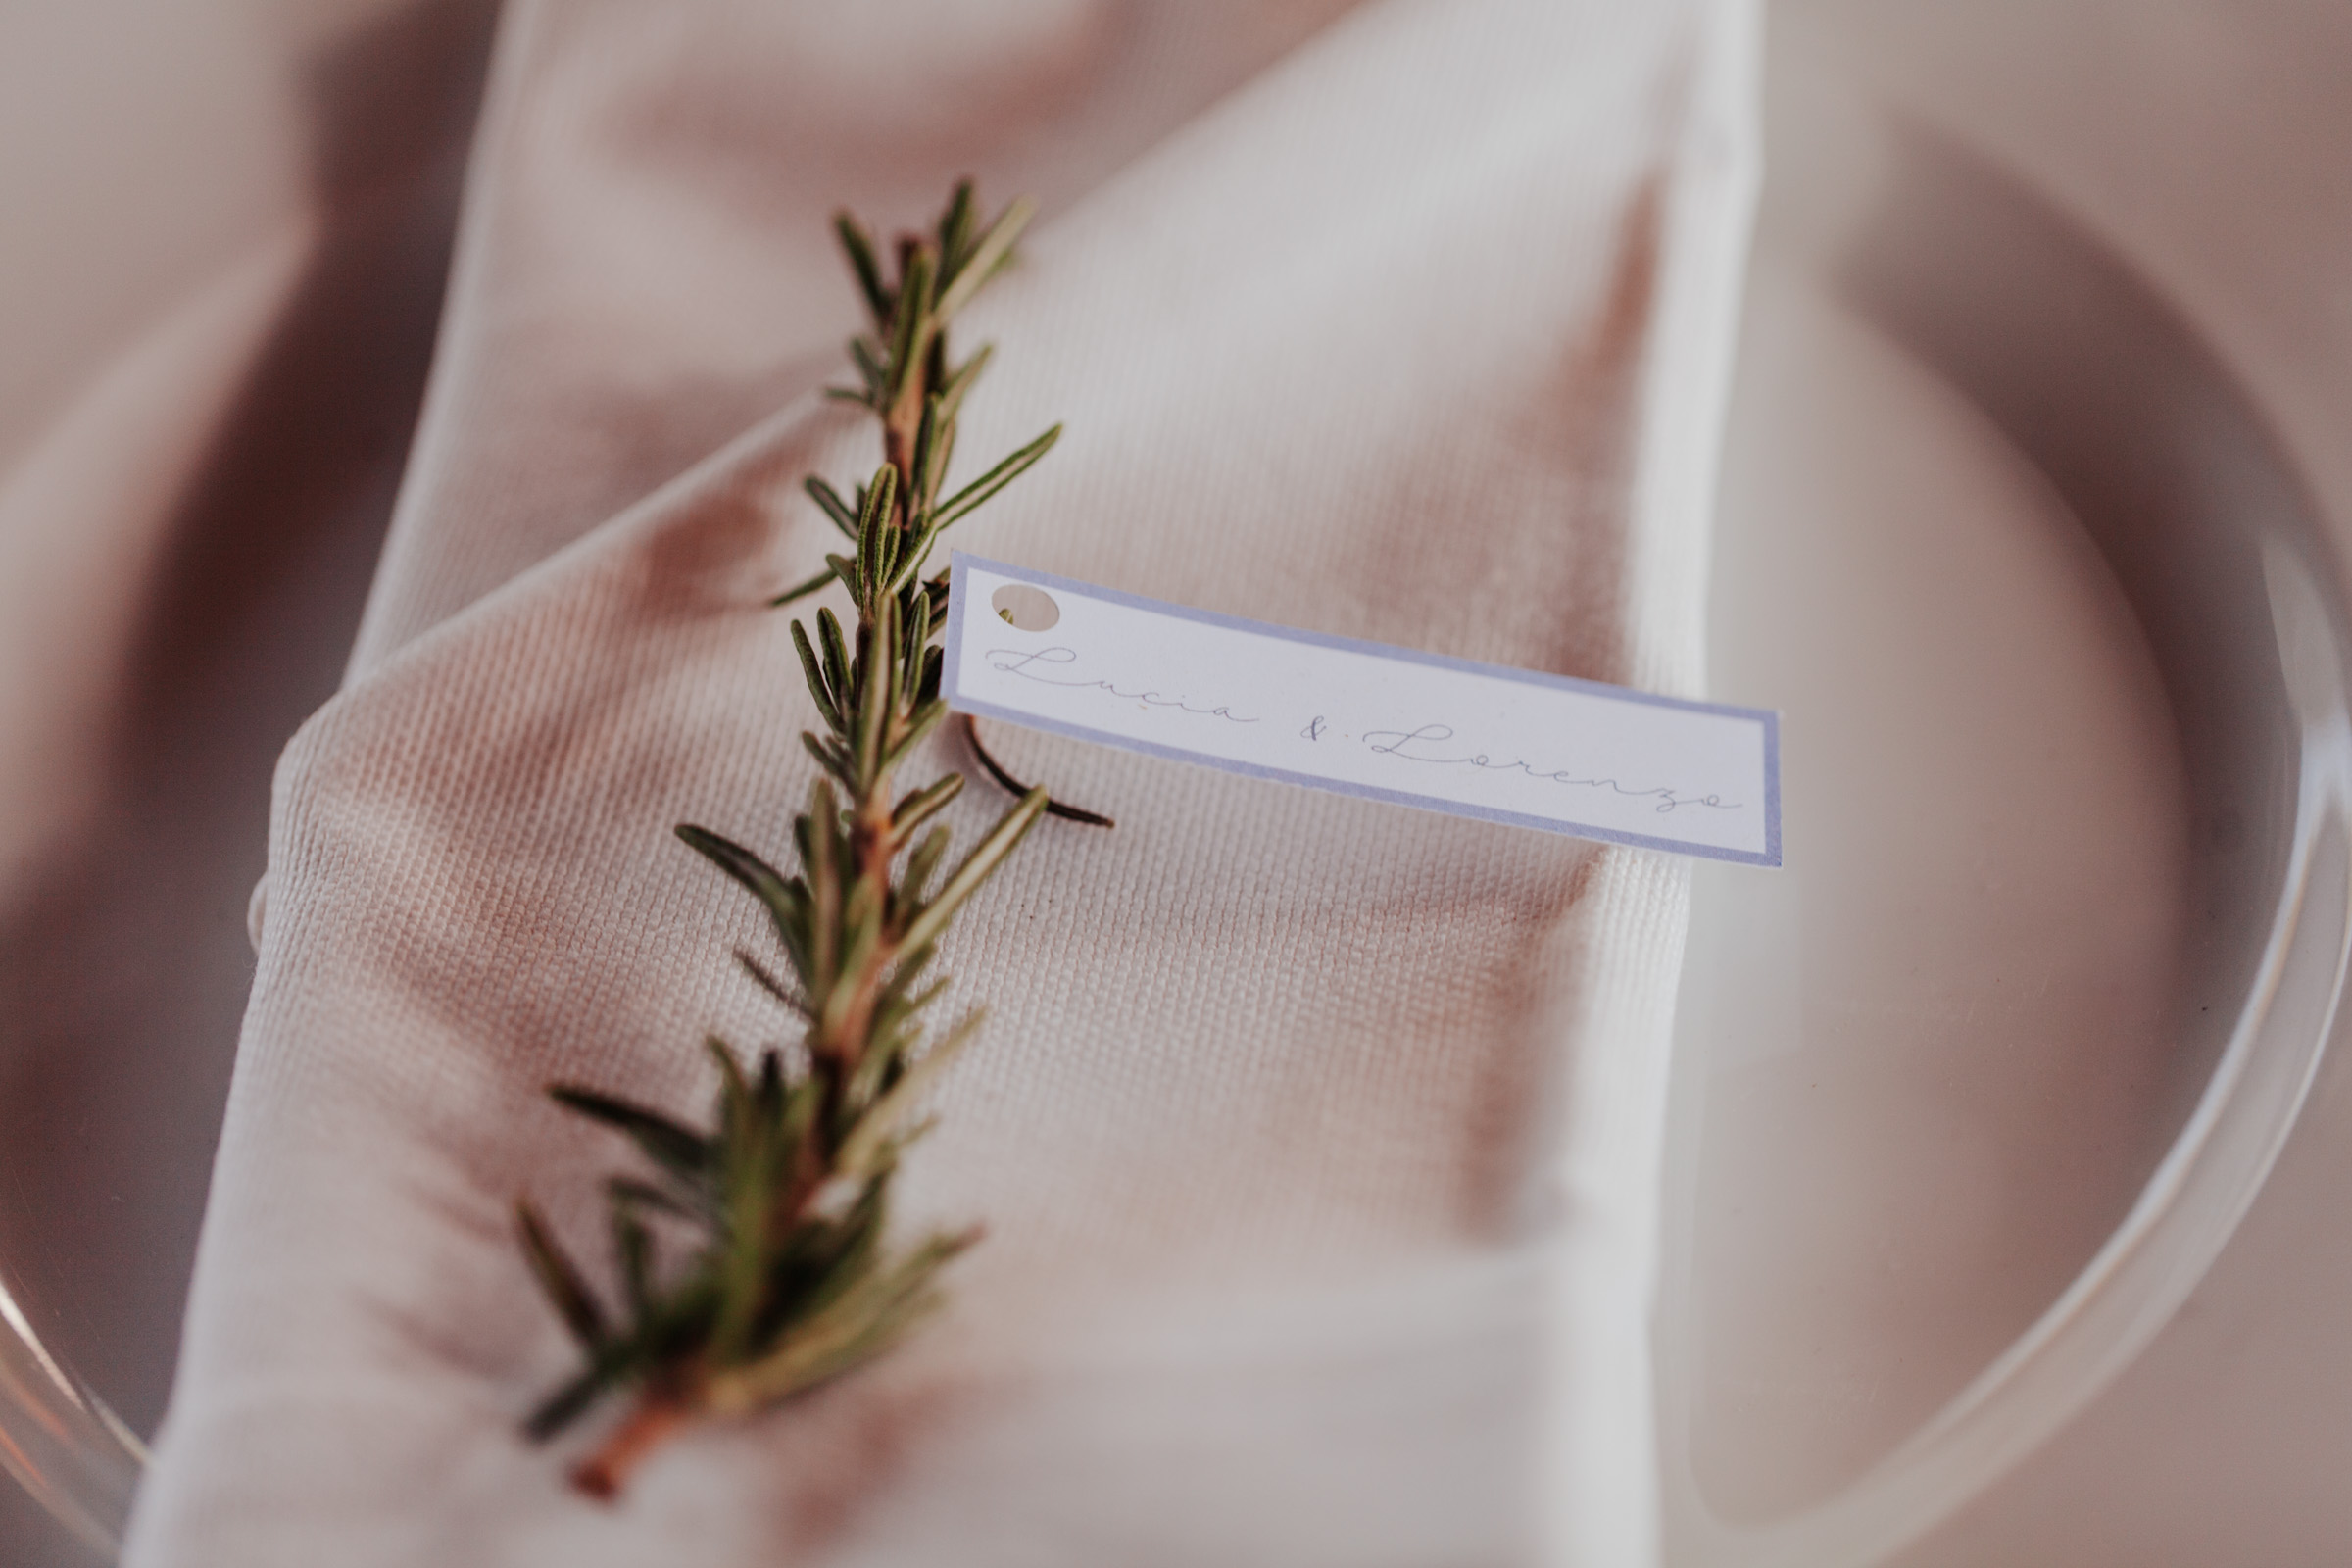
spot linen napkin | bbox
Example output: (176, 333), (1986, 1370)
(125, 1), (1758, 1563)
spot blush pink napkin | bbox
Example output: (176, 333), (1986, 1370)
(124, 2), (1758, 1563)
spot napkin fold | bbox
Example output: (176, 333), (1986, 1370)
(126, 1), (1757, 1563)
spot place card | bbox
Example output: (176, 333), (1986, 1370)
(944, 553), (1780, 865)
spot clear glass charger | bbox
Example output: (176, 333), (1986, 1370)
(1655, 23), (2352, 1568)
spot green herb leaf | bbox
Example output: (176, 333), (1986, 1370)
(806, 476), (859, 539)
(834, 212), (890, 325)
(768, 566), (836, 609)
(516, 1200), (607, 1349)
(934, 194), (1035, 322)
(931, 423), (1061, 529)
(547, 1088), (711, 1185)
(899, 787), (1048, 956)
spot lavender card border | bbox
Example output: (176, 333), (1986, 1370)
(944, 552), (1783, 868)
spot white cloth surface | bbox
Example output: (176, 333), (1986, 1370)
(124, 1), (1757, 1563)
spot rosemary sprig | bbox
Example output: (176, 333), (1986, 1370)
(514, 182), (1061, 1499)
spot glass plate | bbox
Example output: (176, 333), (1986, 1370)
(1656, 29), (2350, 1568)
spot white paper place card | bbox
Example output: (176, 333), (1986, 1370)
(944, 553), (1781, 866)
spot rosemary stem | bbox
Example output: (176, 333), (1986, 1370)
(571, 1391), (692, 1501)
(518, 183), (1059, 1500)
